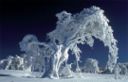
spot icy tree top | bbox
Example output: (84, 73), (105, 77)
(48, 6), (105, 45)
(47, 6), (118, 71)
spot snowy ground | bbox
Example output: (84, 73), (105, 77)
(0, 70), (127, 82)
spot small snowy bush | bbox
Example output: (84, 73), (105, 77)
(82, 58), (99, 73)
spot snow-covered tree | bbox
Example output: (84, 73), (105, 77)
(47, 6), (118, 78)
(19, 34), (54, 74)
(19, 34), (40, 71)
(82, 58), (99, 73)
(19, 34), (48, 72)
(10, 55), (24, 70)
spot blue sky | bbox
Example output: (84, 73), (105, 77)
(0, 0), (128, 66)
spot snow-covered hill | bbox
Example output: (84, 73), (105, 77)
(0, 70), (43, 78)
(0, 70), (127, 82)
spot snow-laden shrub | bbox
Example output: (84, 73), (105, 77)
(0, 55), (24, 70)
(59, 64), (73, 78)
(113, 63), (128, 79)
(82, 58), (99, 73)
(0, 59), (8, 70)
(114, 64), (121, 79)
(118, 63), (128, 75)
